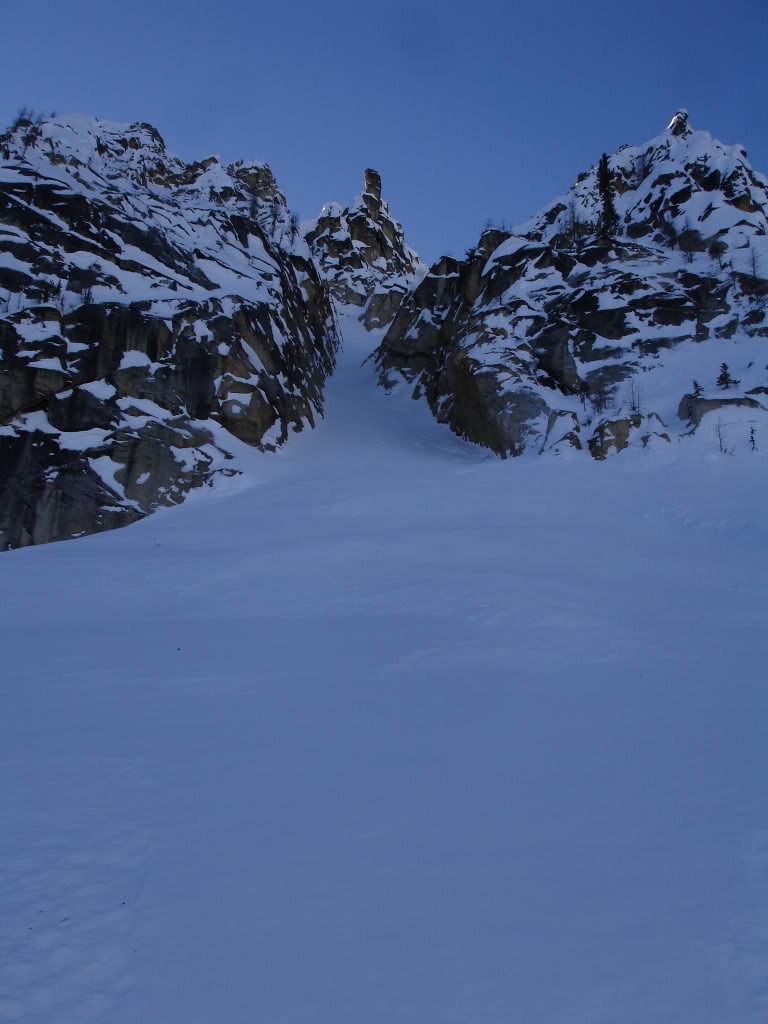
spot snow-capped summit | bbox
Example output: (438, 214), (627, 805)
(667, 108), (691, 137)
(520, 110), (768, 252)
(375, 113), (768, 459)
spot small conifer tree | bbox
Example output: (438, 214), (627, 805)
(748, 243), (761, 281)
(679, 218), (696, 263)
(692, 380), (703, 398)
(716, 363), (740, 389)
(634, 151), (651, 186)
(270, 196), (280, 235)
(708, 238), (727, 269)
(597, 153), (617, 237)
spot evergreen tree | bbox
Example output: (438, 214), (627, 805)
(716, 363), (740, 390)
(692, 380), (703, 398)
(748, 243), (761, 281)
(634, 151), (651, 186)
(679, 218), (696, 263)
(270, 196), (280, 234)
(597, 153), (617, 237)
(708, 238), (727, 269)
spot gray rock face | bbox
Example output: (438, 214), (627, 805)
(677, 393), (764, 428)
(0, 115), (339, 549)
(3, 111), (767, 549)
(375, 114), (768, 458)
(0, 430), (141, 548)
(364, 168), (382, 203)
(304, 170), (420, 328)
(588, 413), (671, 459)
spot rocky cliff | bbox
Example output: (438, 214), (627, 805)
(0, 114), (339, 549)
(304, 168), (420, 329)
(3, 109), (767, 551)
(374, 111), (768, 457)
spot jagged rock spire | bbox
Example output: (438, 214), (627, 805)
(304, 168), (419, 329)
(364, 168), (382, 203)
(667, 109), (691, 137)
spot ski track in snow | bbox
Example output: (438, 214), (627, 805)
(1, 310), (767, 1023)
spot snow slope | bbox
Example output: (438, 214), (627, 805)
(1, 310), (767, 1024)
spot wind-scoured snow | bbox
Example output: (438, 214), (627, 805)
(1, 310), (766, 1024)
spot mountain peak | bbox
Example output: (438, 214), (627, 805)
(667, 109), (691, 137)
(375, 113), (768, 461)
(515, 111), (767, 252)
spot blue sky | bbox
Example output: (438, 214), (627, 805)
(2, 0), (766, 263)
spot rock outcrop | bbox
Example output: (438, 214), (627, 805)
(0, 114), (339, 549)
(677, 393), (764, 428)
(374, 112), (768, 457)
(304, 169), (420, 329)
(3, 109), (767, 549)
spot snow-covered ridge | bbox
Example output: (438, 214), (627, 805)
(375, 111), (768, 459)
(520, 109), (768, 256)
(0, 113), (339, 549)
